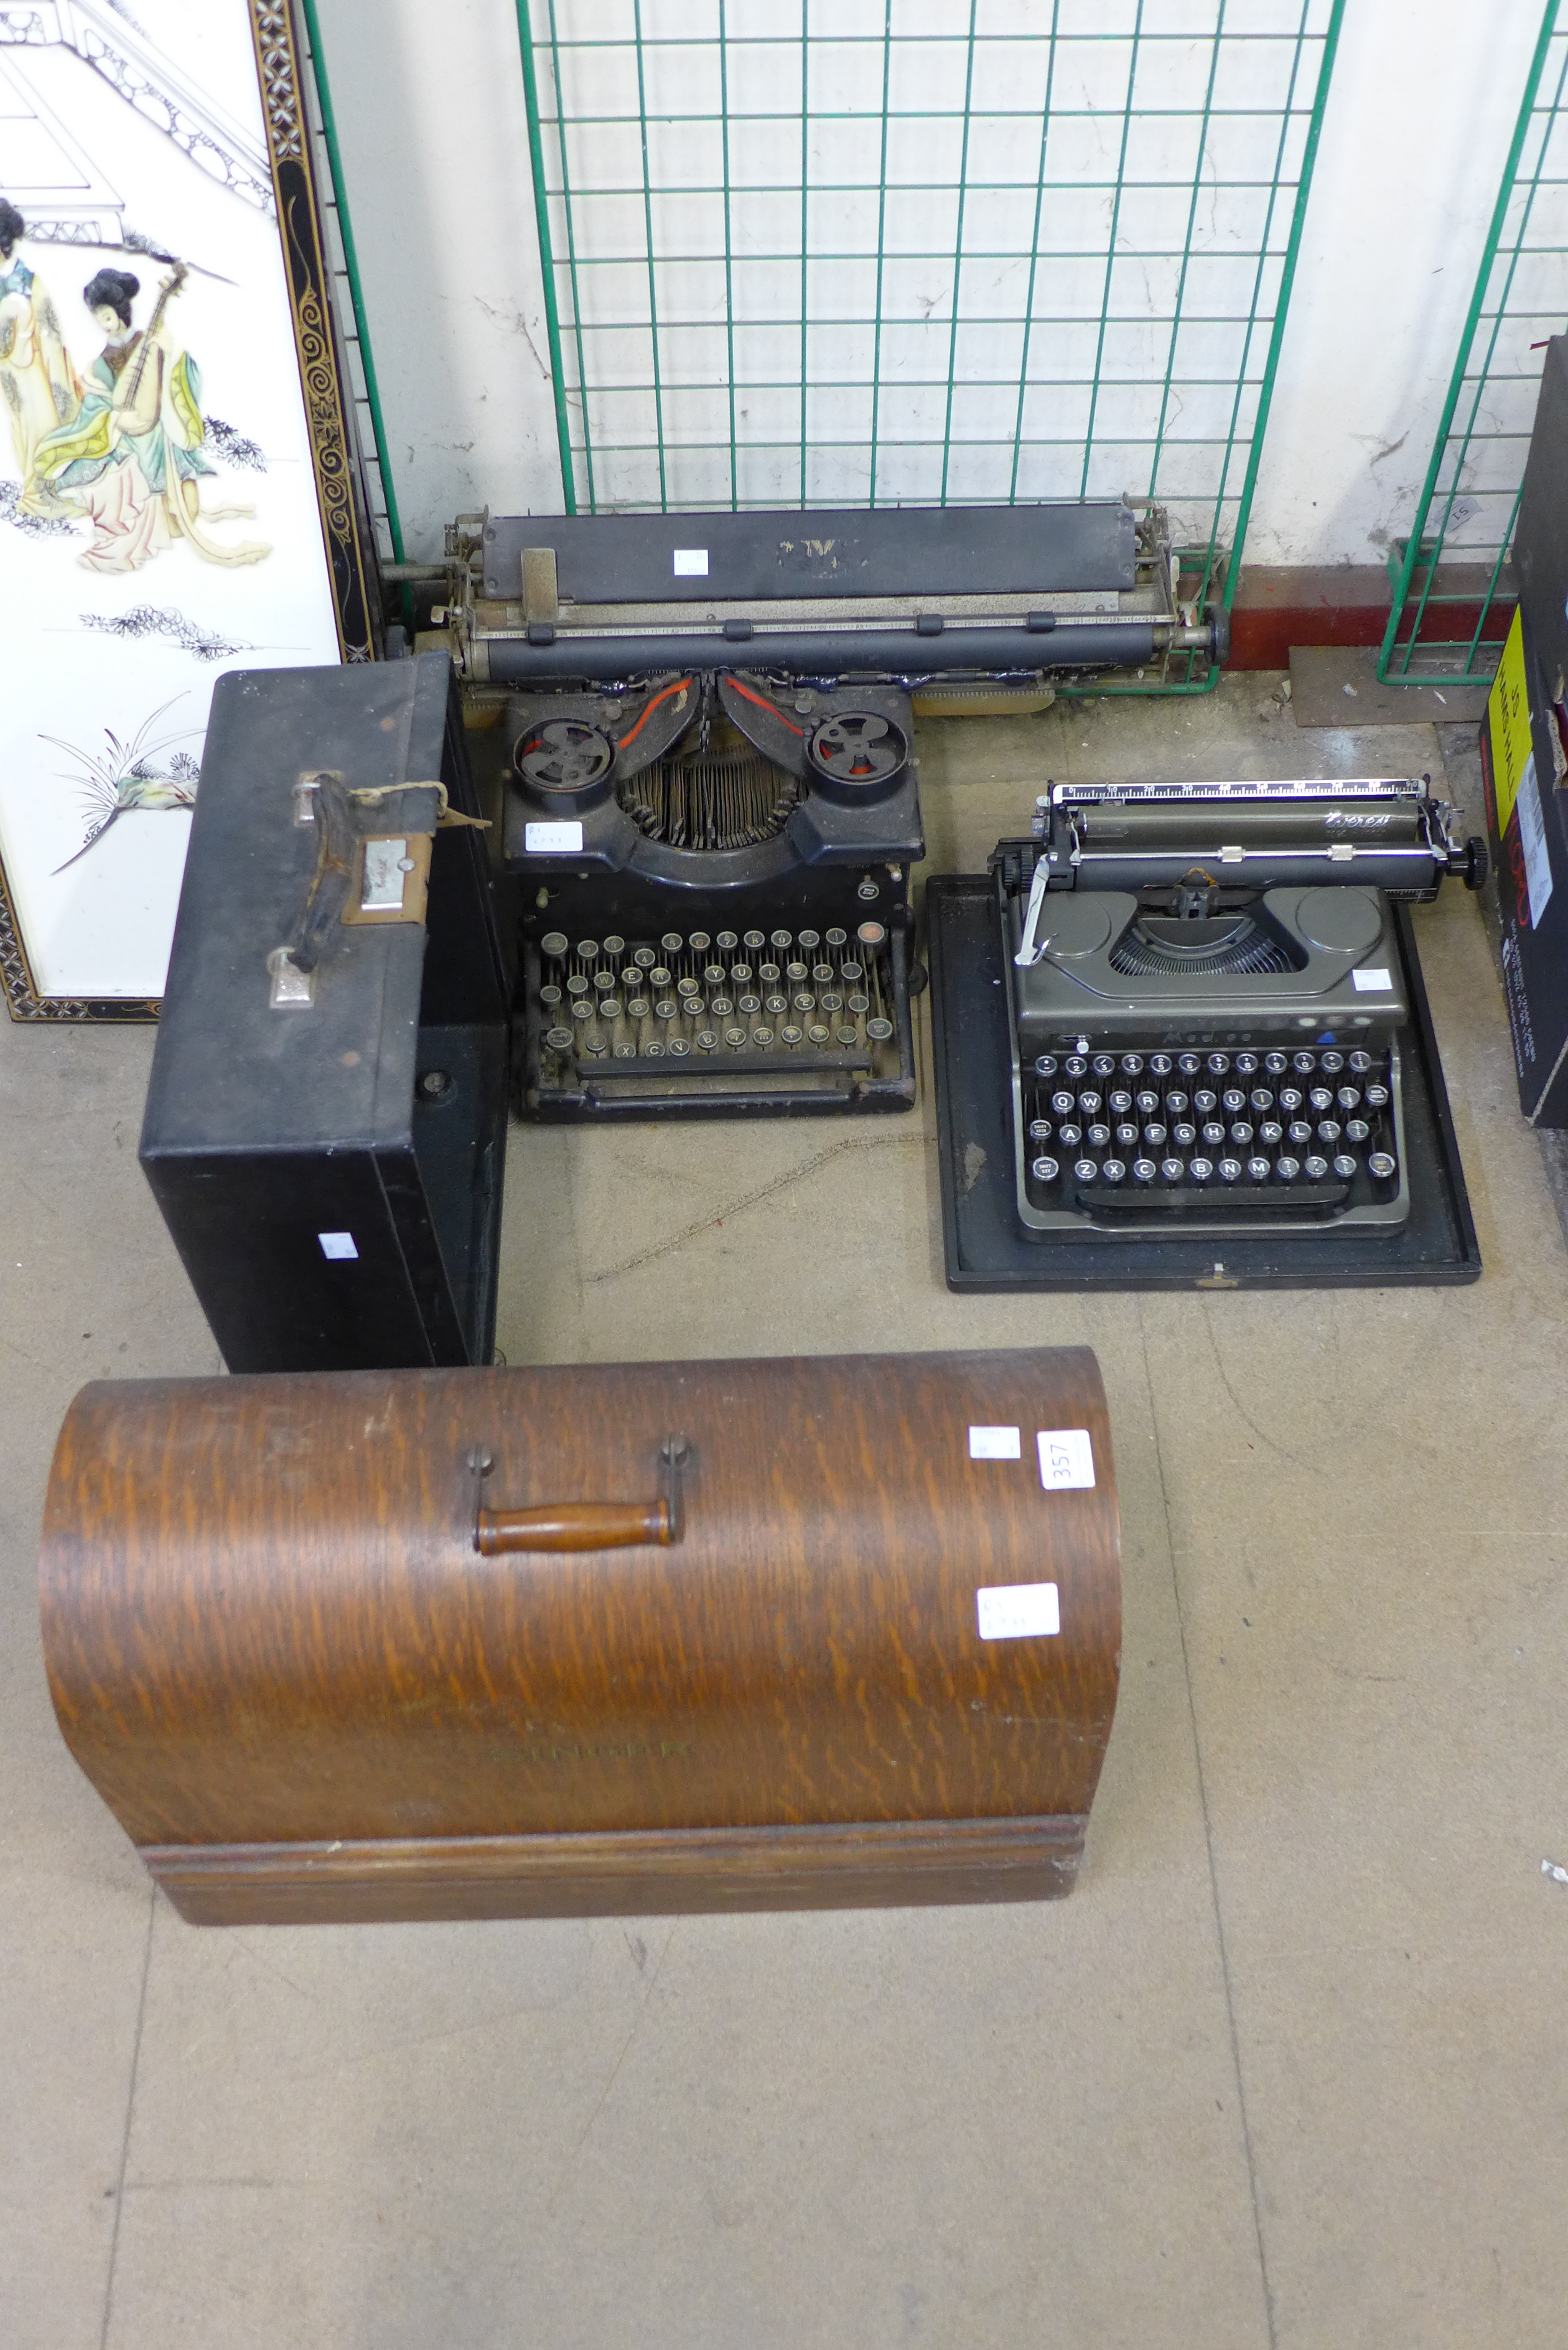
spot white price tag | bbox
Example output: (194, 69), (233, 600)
(1351, 967), (1393, 992)
(977, 1582), (1061, 1641)
(1516, 752), (1556, 925)
(968, 1425), (1021, 1460)
(1037, 1428), (1095, 1490)
(524, 820), (584, 853)
(672, 548), (709, 576)
(318, 1232), (358, 1261)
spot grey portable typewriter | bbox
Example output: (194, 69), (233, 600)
(995, 778), (1486, 1238)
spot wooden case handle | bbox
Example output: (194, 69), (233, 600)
(468, 1438), (688, 1555)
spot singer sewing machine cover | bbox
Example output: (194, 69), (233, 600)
(0, 1), (351, 1008)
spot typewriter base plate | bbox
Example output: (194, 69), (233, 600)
(928, 878), (1480, 1291)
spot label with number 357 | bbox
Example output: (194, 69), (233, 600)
(1037, 1429), (1094, 1491)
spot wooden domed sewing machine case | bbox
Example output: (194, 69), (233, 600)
(39, 1349), (1121, 1924)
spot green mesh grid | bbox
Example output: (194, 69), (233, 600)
(515, 0), (1343, 682)
(1380, 1), (1568, 687)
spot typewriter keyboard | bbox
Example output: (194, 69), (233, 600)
(534, 923), (900, 1075)
(1020, 1044), (1401, 1218)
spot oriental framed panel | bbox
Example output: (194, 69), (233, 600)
(0, 0), (376, 1020)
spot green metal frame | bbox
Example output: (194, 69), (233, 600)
(515, 0), (1344, 690)
(1379, 0), (1568, 687)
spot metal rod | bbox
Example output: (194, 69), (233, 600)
(514, 0), (579, 512)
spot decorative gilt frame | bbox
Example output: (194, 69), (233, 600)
(1, 0), (379, 1023)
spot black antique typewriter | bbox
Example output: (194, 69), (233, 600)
(927, 778), (1487, 1290)
(419, 499), (1225, 1122)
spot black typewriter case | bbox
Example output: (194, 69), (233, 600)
(925, 873), (1481, 1291)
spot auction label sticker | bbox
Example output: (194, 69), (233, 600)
(672, 548), (709, 576)
(968, 1425), (1021, 1460)
(977, 1583), (1061, 1640)
(1037, 1429), (1095, 1490)
(524, 820), (585, 853)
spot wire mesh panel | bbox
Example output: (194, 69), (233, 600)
(518, 0), (1342, 615)
(1380, 1), (1568, 686)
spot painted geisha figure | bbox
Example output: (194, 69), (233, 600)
(0, 199), (82, 511)
(29, 266), (268, 573)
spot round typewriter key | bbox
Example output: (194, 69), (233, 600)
(1292, 1050), (1316, 1074)
(1222, 1087), (1246, 1114)
(766, 992), (789, 1016)
(1142, 1121), (1167, 1147)
(739, 929), (761, 952)
(780, 1023), (805, 1046)
(614, 1040), (638, 1060)
(1109, 1088), (1132, 1115)
(1132, 1158), (1157, 1183)
(1136, 1088), (1160, 1115)
(1218, 1157), (1242, 1183)
(649, 967), (671, 992)
(627, 995), (651, 1021)
(1203, 1121), (1226, 1147)
(1101, 1159), (1127, 1184)
(848, 993), (872, 1016)
(580, 1033), (607, 1058)
(836, 1024), (859, 1047)
(1087, 1121), (1111, 1148)
(1333, 1151), (1357, 1178)
(818, 988), (844, 1013)
(575, 939), (599, 962)
(1116, 1122), (1139, 1148)
(1189, 1157), (1214, 1183)
(1368, 1149), (1398, 1179)
(1317, 1118), (1342, 1143)
(1035, 1054), (1059, 1077)
(1309, 1085), (1333, 1112)
(1066, 1055), (1089, 1078)
(1078, 1089), (1103, 1116)
(758, 963), (781, 988)
(735, 993), (760, 1016)
(1051, 1089), (1075, 1115)
(655, 998), (679, 1023)
(1174, 1121), (1197, 1148)
(538, 984), (562, 1008)
(696, 1029), (719, 1052)
(867, 1016), (894, 1043)
(1247, 1155), (1271, 1182)
(1160, 1156), (1185, 1183)
(711, 993), (735, 1016)
(1320, 1050), (1344, 1073)
(1363, 1080), (1391, 1109)
(645, 1039), (666, 1058)
(1289, 1119), (1312, 1145)
(544, 1026), (574, 1053)
(1029, 1118), (1053, 1140)
(566, 971), (590, 998)
(1347, 1116), (1371, 1143)
(1074, 1158), (1099, 1184)
(840, 959), (864, 984)
(1305, 1153), (1329, 1179)
(1195, 1088), (1217, 1114)
(632, 945), (657, 969)
(1177, 1052), (1200, 1075)
(658, 932), (681, 955)
(799, 930), (820, 952)
(1058, 1121), (1083, 1146)
(770, 929), (793, 950)
(786, 961), (809, 984)
(813, 963), (834, 985)
(1149, 1053), (1174, 1076)
(1337, 1084), (1361, 1110)
(857, 921), (887, 948)
(705, 962), (728, 987)
(1348, 1048), (1373, 1072)
(1207, 1052), (1231, 1075)
(541, 931), (569, 958)
(688, 932), (709, 955)
(668, 1036), (691, 1057)
(809, 1024), (833, 1046)
(599, 997), (622, 1021)
(1230, 1120), (1254, 1145)
(1235, 1052), (1259, 1075)
(826, 927), (847, 948)
(1165, 1090), (1189, 1115)
(1031, 1155), (1060, 1184)
(678, 976), (701, 999)
(1120, 1053), (1145, 1075)
(1249, 1086), (1273, 1112)
(1279, 1087), (1303, 1113)
(1276, 1155), (1300, 1181)
(794, 991), (815, 1013)
(1264, 1049), (1288, 1074)
(733, 1025), (756, 1047)
(1261, 1119), (1284, 1146)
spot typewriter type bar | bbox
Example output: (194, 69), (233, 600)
(984, 777), (1485, 1245)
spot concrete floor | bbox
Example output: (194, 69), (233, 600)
(3, 675), (1566, 2348)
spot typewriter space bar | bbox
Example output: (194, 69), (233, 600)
(1075, 1181), (1350, 1217)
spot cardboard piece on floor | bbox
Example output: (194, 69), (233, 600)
(1289, 645), (1490, 728)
